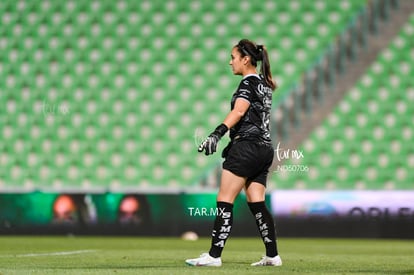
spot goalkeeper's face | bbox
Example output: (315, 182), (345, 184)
(229, 47), (245, 75)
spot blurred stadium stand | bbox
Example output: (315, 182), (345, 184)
(0, 0), (412, 192)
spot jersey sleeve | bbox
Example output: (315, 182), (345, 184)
(235, 79), (252, 103)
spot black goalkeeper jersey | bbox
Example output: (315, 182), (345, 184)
(229, 74), (273, 144)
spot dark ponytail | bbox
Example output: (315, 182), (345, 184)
(236, 39), (277, 91)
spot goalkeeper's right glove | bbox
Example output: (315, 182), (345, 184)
(198, 123), (228, 156)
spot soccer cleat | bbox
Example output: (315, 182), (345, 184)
(185, 252), (222, 267)
(251, 255), (282, 266)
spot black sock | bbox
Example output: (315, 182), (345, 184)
(208, 201), (233, 258)
(248, 201), (278, 257)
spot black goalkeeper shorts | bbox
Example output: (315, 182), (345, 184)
(222, 140), (274, 186)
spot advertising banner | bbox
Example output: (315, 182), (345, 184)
(0, 192), (266, 236)
(271, 190), (414, 220)
(1, 191), (413, 237)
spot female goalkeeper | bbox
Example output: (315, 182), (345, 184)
(186, 39), (282, 267)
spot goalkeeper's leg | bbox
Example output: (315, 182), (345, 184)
(185, 169), (245, 266)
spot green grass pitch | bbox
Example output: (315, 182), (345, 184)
(0, 236), (413, 274)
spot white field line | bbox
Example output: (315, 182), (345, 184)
(0, 249), (97, 258)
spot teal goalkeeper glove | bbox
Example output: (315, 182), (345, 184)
(198, 123), (228, 156)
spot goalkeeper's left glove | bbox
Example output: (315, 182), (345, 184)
(198, 123), (228, 156)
